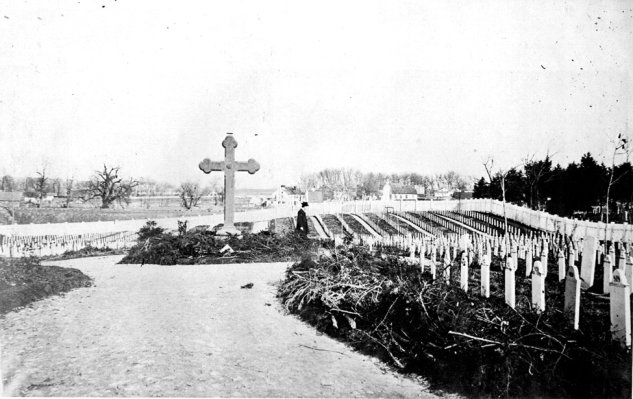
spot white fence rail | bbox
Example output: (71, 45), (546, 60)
(1, 198), (631, 242)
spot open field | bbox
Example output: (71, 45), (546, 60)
(8, 207), (223, 225)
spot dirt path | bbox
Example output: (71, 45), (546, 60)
(1, 256), (450, 398)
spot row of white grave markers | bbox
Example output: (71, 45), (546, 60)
(394, 211), (456, 238)
(0, 231), (138, 257)
(346, 229), (631, 348)
(330, 210), (632, 346)
(382, 213), (415, 237)
(355, 213), (390, 238)
(441, 210), (503, 236)
(431, 241), (630, 347)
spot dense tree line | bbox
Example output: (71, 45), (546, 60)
(473, 152), (633, 221)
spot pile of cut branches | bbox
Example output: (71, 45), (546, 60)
(278, 245), (631, 398)
(119, 220), (327, 265)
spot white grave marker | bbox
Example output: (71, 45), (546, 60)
(505, 257), (517, 309)
(532, 260), (546, 313)
(557, 249), (566, 282)
(460, 234), (469, 251)
(525, 245), (533, 277)
(460, 253), (468, 292)
(564, 265), (581, 330)
(481, 253), (490, 298)
(580, 236), (597, 290)
(603, 254), (613, 294)
(609, 269), (631, 347)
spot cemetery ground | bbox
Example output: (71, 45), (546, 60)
(0, 255), (443, 398)
(1, 219), (631, 398)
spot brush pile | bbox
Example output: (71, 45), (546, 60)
(278, 244), (631, 398)
(119, 220), (326, 265)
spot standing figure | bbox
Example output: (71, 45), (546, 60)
(296, 202), (309, 236)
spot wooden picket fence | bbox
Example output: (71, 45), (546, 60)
(0, 231), (138, 258)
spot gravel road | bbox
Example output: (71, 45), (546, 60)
(1, 255), (449, 398)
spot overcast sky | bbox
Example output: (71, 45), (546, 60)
(1, 1), (632, 189)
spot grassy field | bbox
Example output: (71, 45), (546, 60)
(10, 207), (224, 225)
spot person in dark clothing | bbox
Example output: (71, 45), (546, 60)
(296, 202), (309, 236)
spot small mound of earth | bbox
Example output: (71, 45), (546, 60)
(0, 257), (93, 315)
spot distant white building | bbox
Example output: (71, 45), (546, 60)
(433, 187), (454, 200)
(273, 185), (304, 207)
(382, 181), (417, 201)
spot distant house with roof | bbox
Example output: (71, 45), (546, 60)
(432, 187), (454, 200)
(382, 181), (417, 201)
(235, 188), (276, 207)
(414, 185), (428, 200)
(273, 185), (304, 207)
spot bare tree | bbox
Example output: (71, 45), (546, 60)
(440, 171), (460, 190)
(35, 163), (50, 201)
(452, 175), (473, 201)
(481, 156), (521, 237)
(65, 176), (74, 207)
(178, 181), (209, 210)
(82, 165), (140, 208)
(51, 178), (63, 197)
(318, 168), (342, 191)
(605, 134), (631, 228)
(200, 176), (222, 205)
(1, 175), (15, 191)
(341, 168), (361, 200)
(297, 172), (319, 194)
(522, 150), (555, 210)
(420, 175), (435, 196)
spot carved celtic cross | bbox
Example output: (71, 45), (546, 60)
(199, 133), (260, 235)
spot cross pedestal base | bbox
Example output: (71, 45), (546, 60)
(216, 227), (242, 237)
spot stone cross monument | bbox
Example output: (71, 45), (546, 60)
(199, 133), (260, 236)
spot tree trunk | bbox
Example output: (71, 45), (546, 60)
(502, 176), (508, 236)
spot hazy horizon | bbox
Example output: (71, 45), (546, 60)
(2, 1), (632, 189)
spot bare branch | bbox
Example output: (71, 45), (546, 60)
(81, 164), (139, 208)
